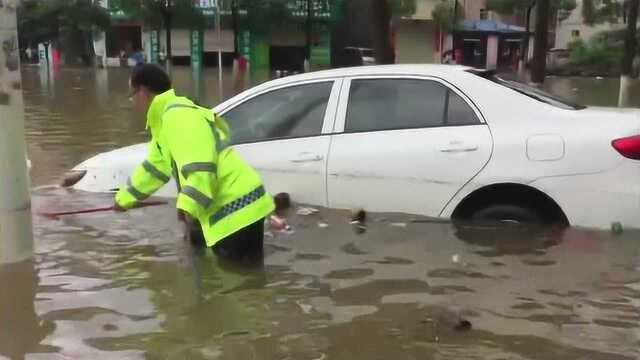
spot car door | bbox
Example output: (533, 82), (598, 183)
(327, 76), (492, 217)
(220, 79), (341, 207)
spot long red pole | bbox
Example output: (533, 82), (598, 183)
(37, 201), (168, 219)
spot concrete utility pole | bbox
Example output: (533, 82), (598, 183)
(0, 0), (34, 265)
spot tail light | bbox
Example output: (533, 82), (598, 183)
(612, 135), (640, 160)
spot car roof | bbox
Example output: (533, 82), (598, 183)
(273, 64), (473, 83)
(214, 64), (477, 111)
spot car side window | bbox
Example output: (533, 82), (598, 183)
(446, 91), (481, 126)
(222, 82), (333, 144)
(345, 79), (448, 133)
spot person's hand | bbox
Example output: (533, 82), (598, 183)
(113, 202), (128, 212)
(177, 210), (194, 225)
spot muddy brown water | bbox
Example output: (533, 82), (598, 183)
(3, 66), (639, 359)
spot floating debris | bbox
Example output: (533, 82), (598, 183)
(611, 222), (623, 235)
(390, 222), (407, 228)
(454, 319), (472, 332)
(269, 215), (290, 232)
(297, 207), (319, 216)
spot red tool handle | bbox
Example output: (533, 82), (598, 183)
(38, 201), (168, 219)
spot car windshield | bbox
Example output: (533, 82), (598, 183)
(470, 70), (586, 110)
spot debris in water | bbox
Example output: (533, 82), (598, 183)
(596, 76), (604, 80)
(318, 222), (329, 228)
(297, 207), (319, 216)
(350, 208), (367, 234)
(269, 215), (290, 232)
(350, 208), (366, 223)
(611, 222), (623, 235)
(452, 254), (460, 264)
(353, 223), (367, 235)
(454, 319), (472, 332)
(390, 222), (407, 228)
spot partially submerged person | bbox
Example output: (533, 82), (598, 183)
(114, 64), (274, 265)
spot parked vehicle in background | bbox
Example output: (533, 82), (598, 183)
(344, 47), (376, 66)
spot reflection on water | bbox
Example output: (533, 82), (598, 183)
(1, 189), (636, 359)
(542, 76), (640, 108)
(11, 67), (640, 359)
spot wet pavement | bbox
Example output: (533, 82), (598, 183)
(4, 66), (640, 359)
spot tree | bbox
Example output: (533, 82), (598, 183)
(487, 0), (576, 82)
(573, 0), (639, 106)
(431, 0), (463, 33)
(370, 0), (394, 64)
(17, 0), (111, 65)
(620, 0), (639, 106)
(582, 0), (624, 25)
(531, 0), (550, 83)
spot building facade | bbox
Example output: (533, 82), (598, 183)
(555, 0), (627, 50)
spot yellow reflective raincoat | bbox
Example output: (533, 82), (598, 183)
(116, 89), (274, 247)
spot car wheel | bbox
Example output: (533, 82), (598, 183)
(471, 204), (543, 225)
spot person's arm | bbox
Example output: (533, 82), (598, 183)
(163, 112), (219, 220)
(115, 140), (172, 210)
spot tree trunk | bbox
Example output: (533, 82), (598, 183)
(232, 0), (239, 57)
(520, 3), (535, 71)
(531, 0), (549, 84)
(305, 0), (313, 71)
(619, 0), (639, 107)
(370, 0), (394, 64)
(164, 10), (173, 73)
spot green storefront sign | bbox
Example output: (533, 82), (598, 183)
(149, 30), (160, 64)
(311, 26), (331, 67)
(238, 31), (251, 62)
(190, 29), (204, 70)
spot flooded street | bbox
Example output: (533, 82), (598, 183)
(5, 66), (640, 359)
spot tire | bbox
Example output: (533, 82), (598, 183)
(470, 204), (543, 225)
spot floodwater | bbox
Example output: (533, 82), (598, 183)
(3, 65), (639, 359)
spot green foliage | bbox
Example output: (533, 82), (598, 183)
(582, 0), (625, 25)
(486, 0), (533, 16)
(17, 0), (111, 47)
(486, 0), (576, 21)
(568, 37), (623, 69)
(109, 0), (206, 29)
(431, 0), (462, 31)
(392, 0), (417, 17)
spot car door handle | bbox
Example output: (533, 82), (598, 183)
(439, 144), (479, 153)
(290, 155), (324, 163)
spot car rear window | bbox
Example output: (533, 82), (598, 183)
(470, 70), (586, 110)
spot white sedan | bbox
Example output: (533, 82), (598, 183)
(65, 65), (640, 230)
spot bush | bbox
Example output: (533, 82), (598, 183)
(567, 37), (622, 72)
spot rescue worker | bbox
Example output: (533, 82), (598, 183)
(114, 64), (274, 264)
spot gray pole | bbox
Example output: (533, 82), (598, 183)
(0, 1), (34, 265)
(217, 0), (224, 101)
